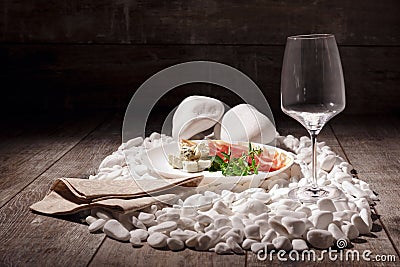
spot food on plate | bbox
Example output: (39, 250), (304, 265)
(168, 140), (211, 172)
(168, 140), (288, 176)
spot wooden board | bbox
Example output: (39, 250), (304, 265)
(0, 114), (105, 207)
(2, 45), (399, 116)
(0, 115), (121, 266)
(330, 116), (400, 255)
(89, 241), (245, 267)
(1, 0), (399, 45)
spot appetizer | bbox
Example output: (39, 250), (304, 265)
(168, 140), (288, 176)
(168, 140), (212, 173)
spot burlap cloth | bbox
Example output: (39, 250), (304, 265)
(30, 176), (202, 215)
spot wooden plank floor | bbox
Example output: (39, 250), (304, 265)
(0, 114), (399, 266)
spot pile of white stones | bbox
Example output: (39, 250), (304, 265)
(86, 133), (378, 254)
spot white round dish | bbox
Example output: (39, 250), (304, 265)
(141, 141), (294, 188)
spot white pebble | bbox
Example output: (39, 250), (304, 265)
(231, 216), (245, 230)
(237, 199), (268, 215)
(95, 210), (112, 220)
(170, 229), (193, 242)
(276, 210), (307, 219)
(217, 226), (232, 236)
(333, 211), (349, 222)
(333, 200), (351, 211)
(301, 218), (314, 230)
(103, 219), (131, 241)
(335, 172), (353, 183)
(125, 137), (144, 149)
(342, 181), (369, 198)
(222, 228), (243, 244)
(148, 221), (177, 234)
(157, 213), (180, 223)
(196, 214), (213, 226)
(281, 217), (306, 237)
(251, 192), (271, 203)
(272, 236), (292, 251)
(351, 214), (370, 235)
(149, 132), (161, 141)
(292, 239), (308, 251)
(143, 139), (152, 149)
(99, 154), (125, 169)
(355, 198), (370, 211)
(180, 206), (198, 218)
(226, 236), (244, 254)
(138, 212), (155, 224)
(195, 234), (212, 251)
(242, 239), (258, 250)
(262, 229), (277, 243)
(278, 199), (301, 210)
(213, 201), (234, 216)
(250, 213), (269, 222)
(307, 229), (333, 249)
(320, 155), (336, 172)
(341, 224), (359, 240)
(182, 194), (202, 207)
(178, 217), (195, 230)
(167, 238), (185, 251)
(251, 242), (274, 254)
(244, 225), (261, 240)
(328, 223), (348, 243)
(147, 232), (168, 248)
(130, 229), (148, 241)
(360, 208), (373, 230)
(86, 215), (97, 225)
(205, 230), (221, 248)
(129, 235), (142, 247)
(131, 216), (147, 230)
(312, 211), (333, 230)
(255, 220), (270, 235)
(295, 206), (312, 217)
(88, 218), (106, 233)
(268, 218), (289, 237)
(214, 216), (231, 229)
(185, 233), (201, 248)
(317, 198), (336, 212)
(214, 242), (233, 254)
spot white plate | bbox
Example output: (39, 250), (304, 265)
(141, 141), (294, 188)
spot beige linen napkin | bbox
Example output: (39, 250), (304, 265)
(30, 176), (202, 215)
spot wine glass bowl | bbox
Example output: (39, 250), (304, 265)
(281, 34), (346, 202)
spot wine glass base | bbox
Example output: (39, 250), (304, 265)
(288, 186), (345, 203)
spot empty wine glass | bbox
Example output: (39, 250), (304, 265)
(281, 34), (346, 202)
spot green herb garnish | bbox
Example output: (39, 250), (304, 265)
(208, 142), (263, 176)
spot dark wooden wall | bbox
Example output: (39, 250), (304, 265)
(1, 0), (399, 117)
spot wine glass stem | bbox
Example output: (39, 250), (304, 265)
(310, 131), (318, 189)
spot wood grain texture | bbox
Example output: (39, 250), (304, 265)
(89, 241), (245, 267)
(0, 0), (399, 45)
(1, 45), (399, 116)
(0, 114), (105, 207)
(330, 116), (400, 255)
(0, 115), (121, 266)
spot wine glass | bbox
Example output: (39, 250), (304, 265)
(281, 34), (345, 202)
